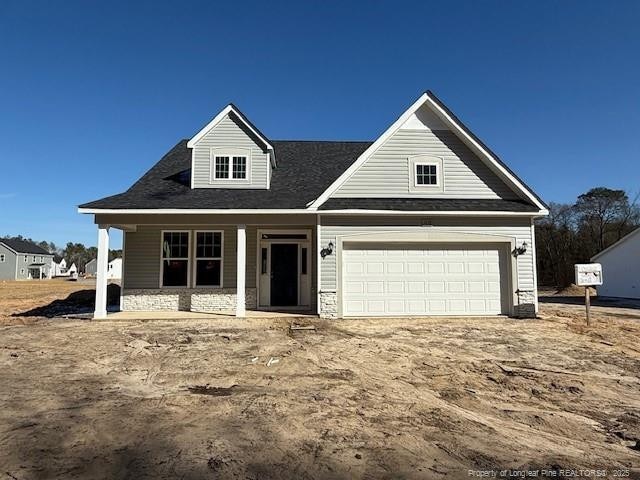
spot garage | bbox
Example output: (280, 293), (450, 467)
(341, 242), (509, 316)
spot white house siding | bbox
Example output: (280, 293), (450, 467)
(121, 222), (317, 312)
(334, 129), (519, 199)
(191, 114), (270, 189)
(318, 215), (536, 318)
(594, 230), (640, 299)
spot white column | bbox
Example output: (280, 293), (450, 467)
(236, 224), (246, 317)
(94, 225), (110, 319)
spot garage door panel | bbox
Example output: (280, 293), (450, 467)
(343, 243), (506, 316)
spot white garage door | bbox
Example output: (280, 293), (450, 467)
(342, 243), (506, 316)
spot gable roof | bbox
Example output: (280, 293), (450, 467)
(591, 227), (640, 261)
(308, 91), (548, 212)
(79, 140), (372, 210)
(1, 239), (52, 255)
(187, 104), (276, 167)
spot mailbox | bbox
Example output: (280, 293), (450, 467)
(574, 263), (603, 286)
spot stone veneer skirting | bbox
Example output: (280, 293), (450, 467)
(514, 290), (536, 318)
(122, 288), (257, 312)
(319, 291), (338, 319)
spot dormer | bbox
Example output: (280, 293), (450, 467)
(187, 104), (276, 189)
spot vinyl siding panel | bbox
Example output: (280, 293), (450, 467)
(123, 224), (317, 310)
(319, 216), (534, 295)
(192, 115), (269, 189)
(0, 245), (17, 280)
(334, 129), (519, 199)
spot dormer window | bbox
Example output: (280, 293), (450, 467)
(210, 148), (250, 183)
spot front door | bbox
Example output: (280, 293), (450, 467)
(270, 243), (298, 306)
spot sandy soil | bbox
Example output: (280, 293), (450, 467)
(0, 282), (639, 479)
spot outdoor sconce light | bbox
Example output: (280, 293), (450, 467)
(320, 242), (334, 258)
(513, 241), (528, 257)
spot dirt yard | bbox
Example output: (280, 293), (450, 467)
(1, 281), (639, 479)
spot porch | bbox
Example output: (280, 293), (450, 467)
(92, 215), (320, 319)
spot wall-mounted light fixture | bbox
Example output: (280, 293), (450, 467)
(513, 241), (528, 257)
(320, 241), (334, 258)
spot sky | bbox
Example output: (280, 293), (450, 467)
(1, 0), (639, 249)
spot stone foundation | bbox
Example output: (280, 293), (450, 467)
(122, 288), (257, 312)
(514, 290), (536, 318)
(319, 291), (338, 319)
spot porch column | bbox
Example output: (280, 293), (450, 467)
(236, 224), (246, 317)
(94, 225), (110, 319)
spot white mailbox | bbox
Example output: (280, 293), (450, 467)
(575, 263), (603, 286)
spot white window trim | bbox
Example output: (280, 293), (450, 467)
(408, 155), (444, 193)
(193, 230), (224, 288)
(159, 230), (191, 288)
(209, 147), (251, 184)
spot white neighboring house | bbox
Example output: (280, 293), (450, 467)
(53, 258), (68, 277)
(68, 263), (78, 276)
(107, 258), (122, 280)
(591, 228), (640, 299)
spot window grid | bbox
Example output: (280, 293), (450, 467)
(214, 156), (230, 179)
(232, 156), (247, 179)
(195, 231), (223, 287)
(161, 231), (190, 288)
(416, 164), (438, 185)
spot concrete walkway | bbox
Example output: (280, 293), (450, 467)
(107, 309), (317, 320)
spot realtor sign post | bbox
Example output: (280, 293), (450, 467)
(574, 263), (603, 326)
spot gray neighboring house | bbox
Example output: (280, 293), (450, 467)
(85, 258), (97, 276)
(79, 91), (548, 319)
(0, 239), (54, 280)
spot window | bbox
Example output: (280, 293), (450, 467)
(20, 268), (25, 274)
(214, 156), (229, 179)
(211, 149), (250, 182)
(161, 231), (190, 287)
(416, 163), (438, 185)
(232, 156), (247, 179)
(261, 247), (268, 274)
(194, 231), (223, 287)
(301, 248), (308, 275)
(24, 255), (28, 262)
(0, 254), (4, 263)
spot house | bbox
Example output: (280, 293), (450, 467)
(52, 256), (69, 277)
(85, 258), (97, 276)
(107, 258), (122, 280)
(79, 91), (548, 319)
(591, 228), (640, 299)
(0, 239), (54, 280)
(86, 258), (122, 280)
(68, 263), (78, 276)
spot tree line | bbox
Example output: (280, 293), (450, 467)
(536, 187), (639, 287)
(0, 236), (121, 272)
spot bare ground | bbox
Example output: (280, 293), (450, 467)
(0, 281), (639, 479)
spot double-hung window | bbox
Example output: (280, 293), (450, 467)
(211, 149), (249, 182)
(195, 231), (223, 287)
(161, 231), (190, 287)
(0, 254), (4, 262)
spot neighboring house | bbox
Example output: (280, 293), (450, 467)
(0, 239), (54, 280)
(52, 257), (69, 277)
(68, 263), (78, 276)
(79, 91), (548, 319)
(86, 258), (122, 279)
(108, 258), (122, 280)
(85, 258), (97, 276)
(591, 228), (640, 299)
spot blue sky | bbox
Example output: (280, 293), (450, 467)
(1, 1), (639, 249)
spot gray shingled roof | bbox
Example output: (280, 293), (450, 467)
(319, 198), (538, 212)
(1, 239), (52, 255)
(80, 136), (540, 213)
(80, 140), (372, 210)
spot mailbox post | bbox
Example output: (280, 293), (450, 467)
(574, 264), (603, 326)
